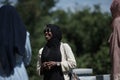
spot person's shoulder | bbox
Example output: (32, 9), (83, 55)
(26, 31), (30, 36)
(38, 48), (44, 54)
(39, 47), (43, 51)
(112, 17), (120, 28)
(114, 17), (120, 23)
(61, 42), (69, 47)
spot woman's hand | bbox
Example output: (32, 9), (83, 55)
(47, 61), (57, 68)
(42, 61), (58, 70)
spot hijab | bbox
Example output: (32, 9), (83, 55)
(110, 0), (120, 19)
(45, 24), (62, 47)
(41, 24), (62, 62)
(0, 5), (26, 76)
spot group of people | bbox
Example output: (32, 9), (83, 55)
(0, 0), (120, 80)
(0, 5), (76, 80)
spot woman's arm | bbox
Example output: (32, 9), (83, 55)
(61, 43), (77, 72)
(23, 32), (32, 66)
(36, 48), (43, 76)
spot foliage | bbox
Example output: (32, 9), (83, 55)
(0, 0), (112, 79)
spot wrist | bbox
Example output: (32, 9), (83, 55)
(56, 62), (61, 66)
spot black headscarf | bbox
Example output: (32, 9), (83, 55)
(44, 24), (62, 47)
(41, 24), (62, 62)
(0, 5), (26, 76)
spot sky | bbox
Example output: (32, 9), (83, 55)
(0, 0), (112, 13)
(53, 0), (112, 13)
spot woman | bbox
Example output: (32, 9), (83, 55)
(109, 0), (120, 80)
(0, 5), (32, 80)
(37, 24), (76, 80)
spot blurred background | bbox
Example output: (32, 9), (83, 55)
(0, 0), (112, 80)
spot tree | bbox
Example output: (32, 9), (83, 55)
(0, 0), (112, 77)
(50, 6), (111, 74)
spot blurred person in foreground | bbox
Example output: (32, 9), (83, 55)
(109, 0), (120, 80)
(0, 5), (32, 80)
(37, 24), (76, 80)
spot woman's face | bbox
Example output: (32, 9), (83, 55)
(44, 28), (53, 41)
